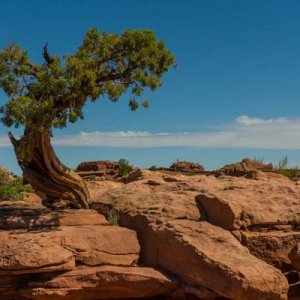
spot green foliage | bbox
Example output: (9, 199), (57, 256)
(0, 170), (34, 201)
(149, 165), (158, 171)
(276, 168), (299, 180)
(274, 156), (299, 180)
(277, 156), (288, 169)
(0, 29), (175, 131)
(118, 158), (132, 176)
(107, 208), (119, 226)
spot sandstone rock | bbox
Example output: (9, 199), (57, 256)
(153, 220), (288, 300)
(92, 182), (202, 224)
(20, 266), (177, 300)
(91, 175), (289, 300)
(169, 161), (205, 173)
(214, 158), (273, 178)
(289, 243), (300, 271)
(76, 160), (142, 183)
(0, 208), (107, 230)
(118, 167), (143, 183)
(0, 223), (140, 275)
(60, 226), (139, 267)
(0, 231), (75, 275)
(241, 230), (300, 271)
(76, 160), (119, 172)
(196, 174), (300, 230)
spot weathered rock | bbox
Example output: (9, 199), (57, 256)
(0, 208), (108, 230)
(289, 243), (300, 271)
(0, 230), (75, 275)
(169, 161), (205, 173)
(152, 220), (288, 300)
(20, 266), (177, 300)
(60, 226), (139, 267)
(0, 223), (140, 275)
(91, 175), (289, 300)
(118, 168), (143, 183)
(76, 160), (142, 183)
(92, 182), (202, 224)
(76, 160), (119, 172)
(196, 173), (300, 230)
(214, 158), (273, 178)
(241, 230), (300, 271)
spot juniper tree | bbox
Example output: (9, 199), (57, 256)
(0, 28), (175, 209)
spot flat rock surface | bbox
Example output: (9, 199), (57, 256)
(20, 266), (176, 300)
(0, 224), (140, 275)
(145, 220), (289, 300)
(196, 172), (300, 229)
(90, 170), (297, 300)
(0, 208), (108, 230)
(91, 170), (300, 230)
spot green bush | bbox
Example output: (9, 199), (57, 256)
(274, 156), (299, 180)
(276, 168), (299, 180)
(107, 208), (119, 226)
(149, 165), (158, 171)
(0, 170), (34, 201)
(118, 158), (133, 176)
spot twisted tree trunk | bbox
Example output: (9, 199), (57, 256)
(8, 127), (91, 209)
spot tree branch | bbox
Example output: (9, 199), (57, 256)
(43, 43), (55, 65)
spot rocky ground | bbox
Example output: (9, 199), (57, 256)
(0, 160), (299, 300)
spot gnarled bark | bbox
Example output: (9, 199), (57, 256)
(8, 128), (90, 209)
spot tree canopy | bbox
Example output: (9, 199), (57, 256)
(0, 28), (175, 132)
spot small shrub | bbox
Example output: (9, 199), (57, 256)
(149, 165), (158, 171)
(274, 156), (299, 180)
(118, 158), (132, 176)
(277, 156), (289, 169)
(276, 168), (299, 180)
(107, 208), (119, 226)
(0, 170), (34, 201)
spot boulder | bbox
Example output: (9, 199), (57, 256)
(20, 266), (177, 300)
(169, 161), (205, 173)
(0, 209), (140, 275)
(241, 230), (300, 271)
(60, 226), (139, 267)
(0, 230), (75, 275)
(214, 158), (273, 178)
(76, 160), (119, 172)
(149, 220), (288, 300)
(91, 174), (289, 300)
(76, 160), (142, 183)
(196, 173), (300, 230)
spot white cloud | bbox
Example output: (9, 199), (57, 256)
(236, 115), (288, 126)
(1, 115), (300, 149)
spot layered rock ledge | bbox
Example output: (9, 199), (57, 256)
(1, 167), (300, 299)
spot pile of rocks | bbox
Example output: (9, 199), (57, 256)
(214, 158), (274, 178)
(1, 163), (300, 299)
(76, 160), (142, 184)
(0, 207), (176, 299)
(169, 161), (205, 173)
(91, 169), (300, 299)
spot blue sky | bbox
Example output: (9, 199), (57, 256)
(1, 0), (300, 174)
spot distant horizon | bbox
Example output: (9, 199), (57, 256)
(2, 144), (300, 176)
